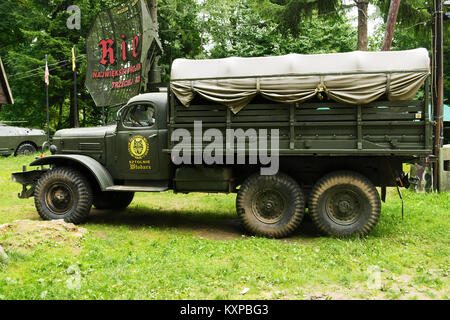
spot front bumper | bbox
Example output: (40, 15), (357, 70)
(11, 169), (48, 199)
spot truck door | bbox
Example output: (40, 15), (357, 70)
(115, 102), (161, 181)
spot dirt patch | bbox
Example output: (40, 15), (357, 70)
(277, 278), (442, 300)
(0, 219), (87, 251)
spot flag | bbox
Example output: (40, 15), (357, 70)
(44, 60), (49, 86)
(72, 46), (76, 71)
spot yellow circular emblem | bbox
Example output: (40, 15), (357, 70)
(128, 135), (149, 159)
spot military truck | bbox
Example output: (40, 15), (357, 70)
(0, 123), (47, 156)
(12, 49), (434, 238)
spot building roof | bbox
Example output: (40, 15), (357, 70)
(0, 57), (14, 105)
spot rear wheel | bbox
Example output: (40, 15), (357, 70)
(34, 167), (93, 224)
(15, 143), (37, 156)
(93, 191), (134, 210)
(236, 172), (305, 238)
(309, 171), (381, 237)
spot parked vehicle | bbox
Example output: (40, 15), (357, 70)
(0, 123), (47, 156)
(12, 49), (434, 238)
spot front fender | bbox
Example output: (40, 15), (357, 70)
(30, 155), (114, 191)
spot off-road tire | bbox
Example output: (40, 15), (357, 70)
(34, 167), (93, 224)
(15, 143), (37, 156)
(93, 191), (135, 210)
(309, 171), (381, 238)
(236, 172), (305, 238)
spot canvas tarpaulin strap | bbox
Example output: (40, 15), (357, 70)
(170, 48), (430, 113)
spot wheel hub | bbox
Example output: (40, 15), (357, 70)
(338, 199), (352, 213)
(45, 183), (74, 215)
(252, 189), (286, 224)
(54, 189), (67, 201)
(326, 190), (361, 225)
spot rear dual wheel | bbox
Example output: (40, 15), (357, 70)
(309, 171), (381, 237)
(236, 173), (305, 238)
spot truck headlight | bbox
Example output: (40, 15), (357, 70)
(50, 145), (58, 155)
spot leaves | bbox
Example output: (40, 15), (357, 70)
(0, 0), (447, 130)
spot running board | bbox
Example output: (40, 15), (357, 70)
(105, 186), (168, 192)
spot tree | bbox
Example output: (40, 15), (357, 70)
(381, 0), (401, 51)
(356, 0), (369, 50)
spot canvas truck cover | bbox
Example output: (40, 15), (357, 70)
(170, 48), (430, 113)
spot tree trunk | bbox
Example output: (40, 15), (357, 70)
(147, 0), (158, 33)
(356, 0), (368, 51)
(381, 0), (401, 51)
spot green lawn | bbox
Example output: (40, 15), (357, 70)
(0, 154), (448, 300)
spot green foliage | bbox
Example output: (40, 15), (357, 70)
(202, 0), (356, 58)
(158, 0), (204, 82)
(251, 0), (342, 36)
(0, 0), (447, 130)
(0, 0), (114, 130)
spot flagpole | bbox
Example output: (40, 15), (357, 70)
(45, 55), (50, 145)
(73, 45), (78, 128)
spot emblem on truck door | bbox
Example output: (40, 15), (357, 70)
(128, 135), (149, 160)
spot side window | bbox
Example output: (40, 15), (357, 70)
(123, 104), (156, 128)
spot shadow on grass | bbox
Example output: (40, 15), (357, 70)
(86, 207), (320, 241)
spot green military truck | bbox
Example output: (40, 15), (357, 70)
(12, 49), (434, 238)
(0, 123), (47, 156)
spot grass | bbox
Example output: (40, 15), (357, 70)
(0, 154), (449, 300)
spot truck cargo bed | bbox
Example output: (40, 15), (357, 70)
(167, 81), (433, 157)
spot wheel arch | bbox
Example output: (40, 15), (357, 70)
(30, 155), (114, 192)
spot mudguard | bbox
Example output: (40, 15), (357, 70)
(29, 154), (114, 191)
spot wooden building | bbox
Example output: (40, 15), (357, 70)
(0, 58), (14, 109)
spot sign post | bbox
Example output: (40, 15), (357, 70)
(44, 55), (50, 144)
(72, 45), (79, 128)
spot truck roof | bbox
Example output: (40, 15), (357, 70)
(170, 48), (430, 113)
(127, 92), (167, 105)
(171, 48), (429, 81)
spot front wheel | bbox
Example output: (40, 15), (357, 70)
(236, 172), (305, 238)
(34, 167), (93, 224)
(309, 171), (381, 238)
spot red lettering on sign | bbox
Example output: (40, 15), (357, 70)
(98, 39), (116, 65)
(97, 35), (140, 65)
(133, 35), (139, 58)
(121, 34), (127, 61)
